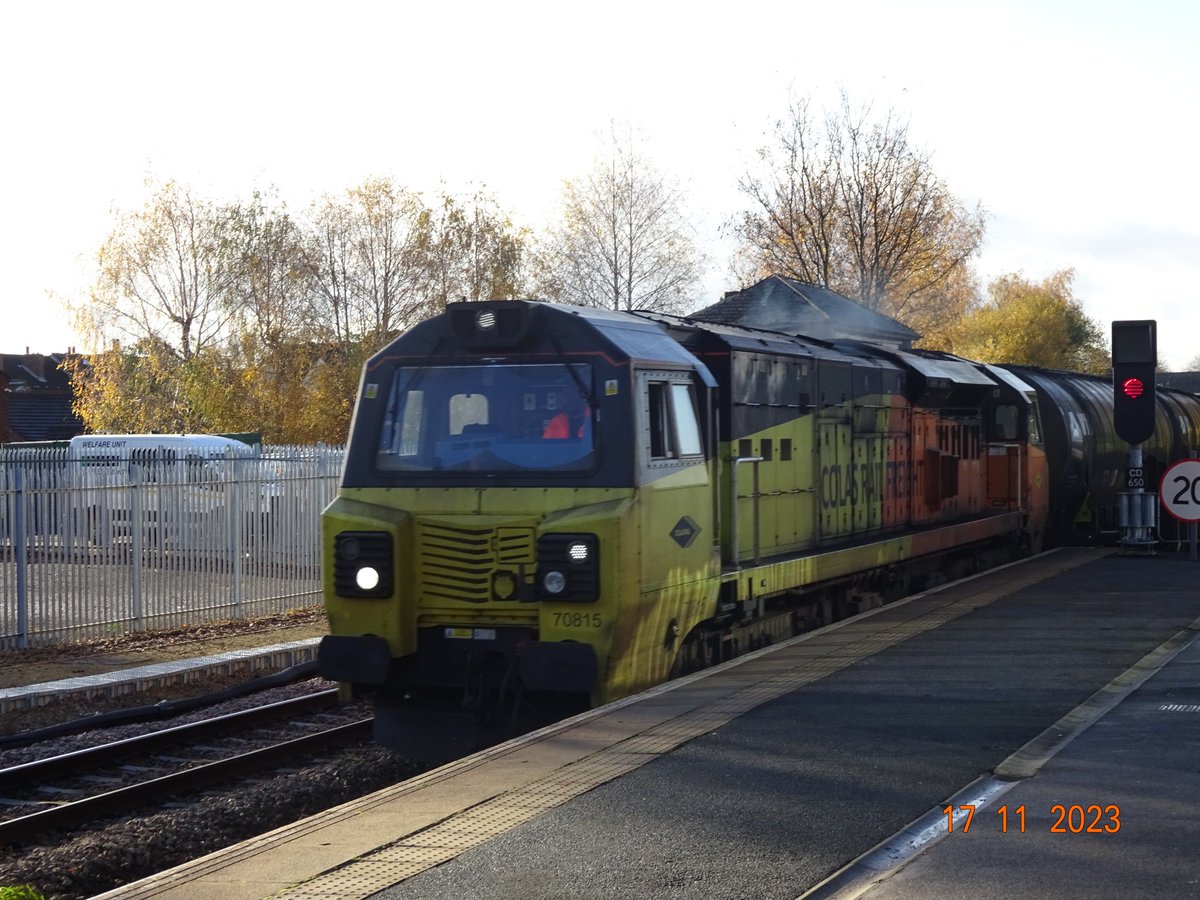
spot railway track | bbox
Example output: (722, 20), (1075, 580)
(0, 690), (372, 846)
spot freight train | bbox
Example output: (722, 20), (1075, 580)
(317, 277), (1200, 757)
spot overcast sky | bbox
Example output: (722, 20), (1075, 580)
(3, 0), (1198, 369)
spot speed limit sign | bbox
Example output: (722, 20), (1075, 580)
(1161, 459), (1200, 522)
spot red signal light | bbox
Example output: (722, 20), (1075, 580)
(1123, 377), (1145, 399)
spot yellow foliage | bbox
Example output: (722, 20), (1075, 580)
(945, 270), (1109, 374)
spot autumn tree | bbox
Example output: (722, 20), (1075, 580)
(70, 177), (533, 443)
(416, 189), (531, 309)
(540, 125), (705, 313)
(307, 195), (358, 349)
(78, 180), (237, 361)
(734, 95), (986, 330)
(64, 338), (233, 434)
(69, 180), (243, 433)
(949, 270), (1109, 374)
(222, 192), (314, 351)
(307, 178), (429, 344)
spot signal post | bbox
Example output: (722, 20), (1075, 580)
(1111, 320), (1157, 550)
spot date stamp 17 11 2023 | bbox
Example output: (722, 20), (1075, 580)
(944, 804), (1121, 834)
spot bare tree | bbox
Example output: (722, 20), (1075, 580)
(307, 178), (429, 343)
(223, 191), (314, 351)
(735, 95), (986, 326)
(79, 180), (237, 360)
(541, 125), (704, 313)
(307, 196), (358, 348)
(417, 189), (532, 309)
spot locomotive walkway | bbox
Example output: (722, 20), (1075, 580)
(96, 547), (1200, 900)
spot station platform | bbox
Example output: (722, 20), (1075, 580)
(0, 638), (320, 718)
(96, 547), (1200, 900)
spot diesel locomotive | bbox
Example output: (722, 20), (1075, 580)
(316, 276), (1200, 756)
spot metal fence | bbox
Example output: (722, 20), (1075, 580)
(0, 444), (344, 650)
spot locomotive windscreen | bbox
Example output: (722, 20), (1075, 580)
(375, 363), (596, 474)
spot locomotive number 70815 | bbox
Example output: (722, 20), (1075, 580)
(553, 612), (603, 628)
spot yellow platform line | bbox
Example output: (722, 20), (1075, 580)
(276, 550), (1102, 900)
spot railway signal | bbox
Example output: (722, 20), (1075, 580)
(1111, 320), (1157, 446)
(1111, 321), (1158, 549)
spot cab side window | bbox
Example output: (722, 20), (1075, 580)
(646, 376), (704, 462)
(1027, 401), (1043, 444)
(993, 404), (1018, 441)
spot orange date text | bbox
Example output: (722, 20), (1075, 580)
(943, 804), (1121, 834)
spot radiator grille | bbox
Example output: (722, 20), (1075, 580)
(418, 521), (535, 604)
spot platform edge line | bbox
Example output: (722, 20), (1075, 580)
(795, 611), (1200, 900)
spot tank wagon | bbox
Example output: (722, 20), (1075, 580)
(1006, 366), (1200, 541)
(318, 288), (1076, 756)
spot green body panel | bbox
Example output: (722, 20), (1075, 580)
(614, 460), (720, 702)
(719, 389), (904, 565)
(322, 496), (416, 656)
(720, 510), (1024, 605)
(726, 422), (818, 561)
(324, 476), (722, 706)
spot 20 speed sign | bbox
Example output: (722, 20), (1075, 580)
(1161, 459), (1200, 523)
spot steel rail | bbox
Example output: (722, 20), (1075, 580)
(0, 688), (340, 792)
(0, 717), (372, 847)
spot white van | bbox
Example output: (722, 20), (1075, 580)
(66, 434), (266, 550)
(67, 434), (257, 476)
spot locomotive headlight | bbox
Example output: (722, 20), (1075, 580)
(356, 566), (381, 591)
(536, 533), (598, 602)
(333, 531), (393, 598)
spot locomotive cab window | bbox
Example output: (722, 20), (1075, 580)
(375, 363), (597, 474)
(993, 404), (1019, 441)
(1027, 400), (1044, 444)
(643, 375), (704, 463)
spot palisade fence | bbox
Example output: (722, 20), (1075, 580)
(0, 444), (344, 650)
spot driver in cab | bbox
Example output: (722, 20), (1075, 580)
(543, 389), (591, 439)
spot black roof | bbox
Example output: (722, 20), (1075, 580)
(0, 353), (85, 442)
(0, 353), (75, 390)
(6, 392), (83, 442)
(689, 276), (919, 350)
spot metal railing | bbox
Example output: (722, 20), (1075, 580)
(0, 445), (343, 650)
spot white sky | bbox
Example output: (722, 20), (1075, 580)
(2, 0), (1198, 369)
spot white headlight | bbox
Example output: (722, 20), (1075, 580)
(356, 566), (381, 591)
(542, 570), (567, 594)
(567, 541), (589, 562)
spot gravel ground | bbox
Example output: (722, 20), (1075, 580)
(0, 745), (425, 899)
(0, 609), (431, 900)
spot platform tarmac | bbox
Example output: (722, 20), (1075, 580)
(820, 605), (1200, 900)
(95, 547), (1200, 900)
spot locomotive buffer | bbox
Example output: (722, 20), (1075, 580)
(1111, 320), (1157, 550)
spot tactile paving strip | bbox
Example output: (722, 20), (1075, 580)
(276, 551), (1103, 899)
